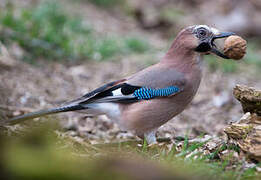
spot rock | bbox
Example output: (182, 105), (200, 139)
(225, 113), (261, 161)
(0, 42), (17, 68)
(233, 85), (261, 116)
(224, 85), (261, 161)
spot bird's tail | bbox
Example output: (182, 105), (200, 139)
(4, 104), (85, 125)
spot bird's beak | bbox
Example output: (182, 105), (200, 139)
(210, 31), (235, 59)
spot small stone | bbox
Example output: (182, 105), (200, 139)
(0, 42), (17, 68)
(256, 166), (261, 172)
(238, 112), (252, 123)
(206, 141), (217, 151)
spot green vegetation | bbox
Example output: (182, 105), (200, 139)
(124, 37), (149, 53)
(129, 138), (260, 180)
(205, 56), (238, 73)
(0, 1), (149, 62)
(87, 0), (125, 8)
(244, 43), (261, 68)
(160, 6), (185, 23)
(1, 124), (260, 180)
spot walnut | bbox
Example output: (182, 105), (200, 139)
(223, 35), (247, 60)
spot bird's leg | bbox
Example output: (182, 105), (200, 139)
(144, 130), (157, 144)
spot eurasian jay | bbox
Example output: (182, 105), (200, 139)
(5, 25), (235, 144)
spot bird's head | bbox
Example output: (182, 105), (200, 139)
(192, 25), (235, 58)
(167, 25), (235, 59)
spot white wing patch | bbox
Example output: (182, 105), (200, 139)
(112, 88), (123, 96)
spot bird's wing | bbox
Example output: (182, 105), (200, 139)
(80, 83), (183, 104)
(67, 65), (186, 105)
(63, 79), (127, 105)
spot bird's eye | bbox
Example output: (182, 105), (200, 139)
(198, 29), (207, 37)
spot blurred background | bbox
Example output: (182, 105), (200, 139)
(0, 0), (261, 179)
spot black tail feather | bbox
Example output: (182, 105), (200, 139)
(4, 105), (85, 125)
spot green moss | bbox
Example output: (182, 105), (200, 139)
(242, 125), (254, 139)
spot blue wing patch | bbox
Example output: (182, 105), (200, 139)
(133, 86), (180, 100)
